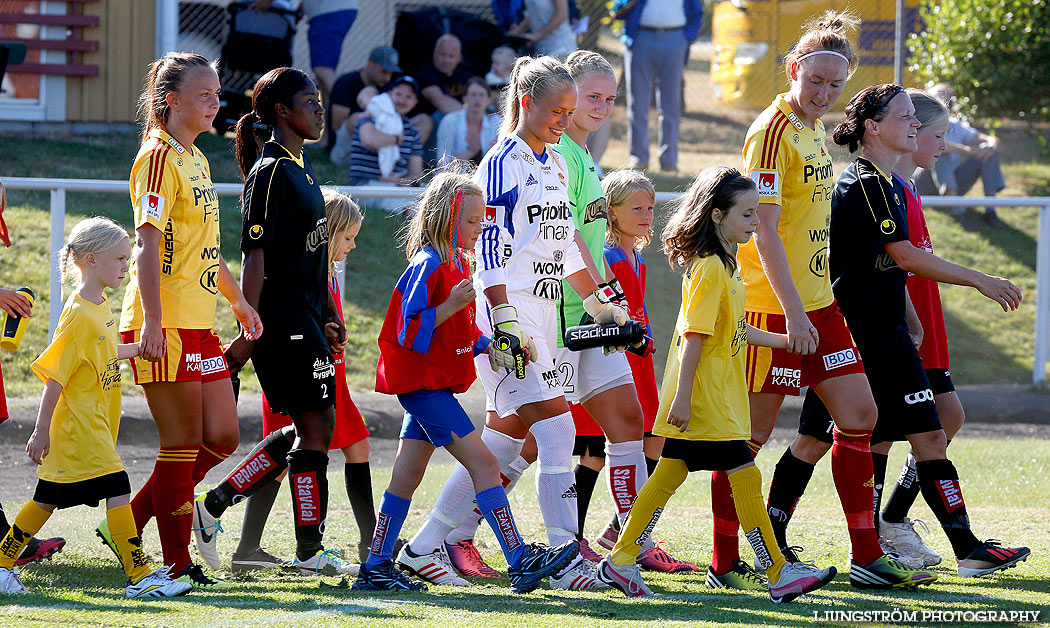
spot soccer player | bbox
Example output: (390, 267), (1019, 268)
(117, 52), (262, 589)
(825, 84), (1028, 580)
(0, 218), (189, 598)
(400, 55), (632, 591)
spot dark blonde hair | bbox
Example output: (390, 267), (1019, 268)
(784, 10), (861, 80)
(603, 169), (655, 249)
(60, 217), (130, 286)
(662, 167), (756, 272)
(907, 88), (949, 129)
(565, 50), (615, 82)
(405, 169), (483, 265)
(499, 55), (575, 138)
(324, 189), (364, 277)
(138, 52), (216, 142)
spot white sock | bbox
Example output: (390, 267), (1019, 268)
(531, 412), (578, 546)
(606, 438), (653, 551)
(408, 463), (476, 555)
(444, 431), (526, 544)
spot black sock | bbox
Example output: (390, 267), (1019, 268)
(573, 464), (601, 541)
(233, 478), (282, 558)
(0, 500), (9, 534)
(645, 456), (659, 476)
(871, 452), (888, 536)
(344, 462), (377, 560)
(766, 447), (816, 549)
(288, 448), (330, 560)
(211, 426), (295, 514)
(882, 451), (919, 524)
(916, 458), (981, 559)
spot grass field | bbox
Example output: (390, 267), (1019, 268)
(3, 435), (1049, 627)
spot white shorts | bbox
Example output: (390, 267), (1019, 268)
(476, 294), (564, 417)
(555, 345), (633, 404)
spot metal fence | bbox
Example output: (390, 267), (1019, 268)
(5, 176), (1050, 386)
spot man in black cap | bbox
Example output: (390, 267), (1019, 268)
(329, 46), (404, 154)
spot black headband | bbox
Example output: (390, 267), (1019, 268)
(867, 86), (904, 121)
(713, 172), (742, 194)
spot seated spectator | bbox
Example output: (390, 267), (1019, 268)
(436, 77), (501, 166)
(509, 0), (576, 59)
(348, 76), (424, 213)
(915, 83), (1007, 229)
(329, 45), (400, 156)
(416, 34), (474, 121)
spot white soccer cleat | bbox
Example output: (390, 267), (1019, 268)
(879, 515), (941, 567)
(192, 493), (223, 571)
(768, 560), (836, 603)
(597, 558), (654, 597)
(0, 567), (27, 595)
(293, 549), (358, 576)
(396, 544), (469, 586)
(550, 556), (610, 591)
(126, 565), (193, 598)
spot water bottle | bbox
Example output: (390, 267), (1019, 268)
(1, 287), (35, 351)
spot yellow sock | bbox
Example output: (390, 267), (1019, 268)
(728, 464), (787, 583)
(0, 501), (52, 569)
(610, 457), (688, 567)
(107, 504), (152, 583)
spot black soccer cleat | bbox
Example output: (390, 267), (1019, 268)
(352, 560), (427, 592)
(957, 541), (1031, 578)
(507, 540), (580, 594)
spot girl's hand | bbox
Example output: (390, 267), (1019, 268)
(666, 395), (691, 433)
(27, 430), (50, 464)
(446, 279), (476, 314)
(231, 299), (263, 341)
(139, 318), (166, 362)
(325, 321), (350, 352)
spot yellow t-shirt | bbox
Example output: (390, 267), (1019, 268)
(654, 256), (750, 441)
(31, 294), (124, 482)
(121, 128), (221, 331)
(738, 93), (836, 314)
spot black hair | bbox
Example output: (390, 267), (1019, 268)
(234, 67), (312, 178)
(832, 84), (905, 153)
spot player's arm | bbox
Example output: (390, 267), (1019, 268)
(225, 248), (264, 373)
(884, 240), (1021, 312)
(905, 290), (923, 348)
(752, 201), (818, 354)
(218, 259), (262, 341)
(135, 224), (166, 361)
(27, 379), (61, 464)
(574, 230), (604, 285)
(667, 332), (703, 433)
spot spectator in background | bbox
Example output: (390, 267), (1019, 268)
(612, 0), (702, 172)
(329, 45), (401, 162)
(416, 35), (474, 121)
(510, 0), (576, 59)
(486, 46), (516, 88)
(348, 76), (424, 213)
(436, 77), (501, 166)
(915, 83), (1007, 230)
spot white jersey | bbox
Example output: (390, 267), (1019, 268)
(474, 134), (586, 302)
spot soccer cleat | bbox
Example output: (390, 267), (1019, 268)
(596, 524), (619, 551)
(352, 560), (427, 591)
(0, 567), (27, 594)
(396, 545), (468, 586)
(578, 538), (603, 563)
(849, 554), (937, 589)
(126, 565), (192, 598)
(755, 545), (802, 573)
(768, 560), (837, 604)
(597, 557), (654, 597)
(638, 542), (698, 572)
(294, 549), (358, 576)
(705, 560), (767, 590)
(550, 556), (610, 590)
(445, 539), (501, 578)
(175, 563), (236, 590)
(14, 536), (66, 566)
(849, 543), (925, 570)
(879, 515), (941, 567)
(507, 540), (580, 594)
(230, 547), (292, 573)
(95, 519), (120, 563)
(192, 493), (223, 571)
(957, 541), (1030, 578)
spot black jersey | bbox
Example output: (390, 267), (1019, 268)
(829, 157), (911, 350)
(241, 141), (328, 335)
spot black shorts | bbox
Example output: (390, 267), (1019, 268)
(252, 319), (335, 414)
(34, 471), (131, 510)
(925, 368), (956, 395)
(660, 438), (753, 472)
(573, 435), (606, 458)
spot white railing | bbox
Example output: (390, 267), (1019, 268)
(6, 176), (1050, 386)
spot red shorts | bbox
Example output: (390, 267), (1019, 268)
(745, 302), (865, 395)
(0, 361), (8, 422)
(570, 390), (658, 438)
(122, 328), (230, 385)
(261, 353), (369, 450)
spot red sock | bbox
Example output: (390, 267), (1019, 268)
(130, 474), (155, 536)
(152, 445), (199, 573)
(710, 470), (739, 573)
(831, 429), (881, 564)
(192, 442), (236, 484)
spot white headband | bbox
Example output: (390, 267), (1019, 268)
(796, 50), (850, 64)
